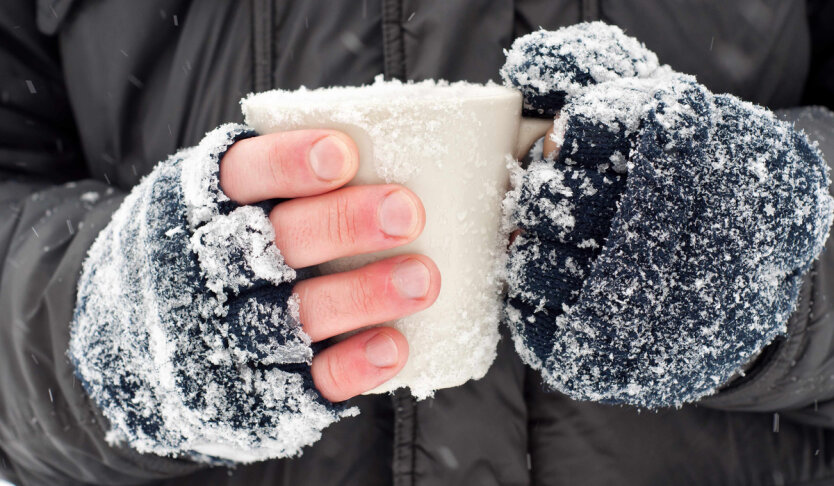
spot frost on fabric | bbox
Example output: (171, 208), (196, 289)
(191, 206), (295, 310)
(500, 22), (661, 117)
(502, 24), (834, 408)
(69, 124), (355, 464)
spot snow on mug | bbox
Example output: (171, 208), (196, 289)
(241, 77), (550, 398)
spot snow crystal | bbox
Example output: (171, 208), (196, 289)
(191, 205), (295, 306)
(179, 123), (243, 226)
(79, 191), (100, 204)
(577, 239), (598, 249)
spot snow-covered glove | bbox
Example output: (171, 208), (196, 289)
(501, 21), (661, 117)
(501, 22), (834, 408)
(69, 124), (355, 464)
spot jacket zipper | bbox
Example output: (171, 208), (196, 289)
(392, 389), (417, 486)
(252, 0), (274, 93)
(380, 2), (416, 484)
(381, 0), (406, 81)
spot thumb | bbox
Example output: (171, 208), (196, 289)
(553, 76), (661, 173)
(501, 22), (661, 117)
(542, 114), (561, 160)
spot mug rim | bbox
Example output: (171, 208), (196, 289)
(242, 78), (520, 111)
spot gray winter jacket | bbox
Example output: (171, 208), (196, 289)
(3, 1), (834, 485)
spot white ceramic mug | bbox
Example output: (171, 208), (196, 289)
(242, 77), (550, 399)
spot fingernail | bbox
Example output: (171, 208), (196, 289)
(365, 332), (399, 368)
(309, 136), (351, 181)
(392, 259), (430, 299)
(379, 191), (418, 237)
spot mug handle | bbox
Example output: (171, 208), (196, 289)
(514, 117), (554, 160)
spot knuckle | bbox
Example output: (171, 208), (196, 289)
(266, 139), (290, 189)
(348, 273), (377, 317)
(327, 194), (360, 247)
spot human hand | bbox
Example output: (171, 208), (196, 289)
(219, 130), (441, 402)
(70, 123), (440, 462)
(501, 22), (833, 408)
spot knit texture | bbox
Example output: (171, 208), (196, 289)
(500, 22), (660, 117)
(69, 124), (355, 464)
(502, 23), (834, 408)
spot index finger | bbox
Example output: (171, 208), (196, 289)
(219, 129), (359, 204)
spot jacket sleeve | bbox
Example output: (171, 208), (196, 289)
(698, 0), (834, 430)
(802, 0), (834, 108)
(0, 3), (203, 484)
(699, 107), (834, 426)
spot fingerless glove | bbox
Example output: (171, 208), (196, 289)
(70, 125), (355, 464)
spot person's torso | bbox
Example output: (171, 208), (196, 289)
(42, 1), (832, 484)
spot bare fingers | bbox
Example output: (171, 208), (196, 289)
(311, 327), (408, 402)
(294, 254), (440, 342)
(219, 129), (358, 203)
(299, 254), (440, 401)
(218, 130), (436, 402)
(271, 184), (425, 268)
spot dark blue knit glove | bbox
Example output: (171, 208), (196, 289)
(500, 22), (661, 117)
(69, 125), (355, 463)
(502, 23), (834, 408)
